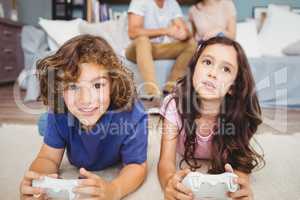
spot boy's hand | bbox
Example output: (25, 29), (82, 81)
(225, 163), (254, 200)
(20, 171), (58, 200)
(164, 168), (193, 200)
(74, 168), (119, 200)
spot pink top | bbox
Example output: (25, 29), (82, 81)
(188, 0), (236, 41)
(159, 95), (213, 159)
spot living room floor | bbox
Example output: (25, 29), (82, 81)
(1, 83), (300, 199)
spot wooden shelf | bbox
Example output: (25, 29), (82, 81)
(85, 0), (195, 22)
(0, 18), (24, 84)
(52, 0), (87, 20)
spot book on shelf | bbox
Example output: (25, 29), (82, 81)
(92, 0), (100, 22)
(92, 0), (112, 22)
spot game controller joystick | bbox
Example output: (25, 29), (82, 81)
(182, 172), (239, 200)
(32, 177), (79, 200)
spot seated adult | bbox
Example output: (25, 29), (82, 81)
(189, 0), (237, 41)
(126, 0), (196, 97)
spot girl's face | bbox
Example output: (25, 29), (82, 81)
(193, 44), (238, 100)
(63, 63), (111, 127)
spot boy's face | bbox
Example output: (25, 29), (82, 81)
(63, 63), (111, 127)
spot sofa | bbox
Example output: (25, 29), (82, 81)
(18, 16), (175, 101)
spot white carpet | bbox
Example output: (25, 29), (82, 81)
(0, 117), (300, 200)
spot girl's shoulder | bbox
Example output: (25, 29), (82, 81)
(161, 94), (177, 111)
(160, 94), (182, 127)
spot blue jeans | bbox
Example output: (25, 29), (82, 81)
(38, 113), (48, 136)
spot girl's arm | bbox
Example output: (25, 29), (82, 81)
(110, 162), (147, 199)
(224, 15), (236, 39)
(30, 143), (65, 174)
(158, 118), (178, 188)
(230, 170), (253, 200)
(158, 118), (193, 200)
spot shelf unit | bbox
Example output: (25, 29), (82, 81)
(0, 18), (24, 83)
(52, 0), (88, 20)
(52, 0), (195, 22)
(99, 0), (196, 4)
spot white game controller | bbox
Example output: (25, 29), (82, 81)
(182, 172), (239, 200)
(32, 177), (79, 200)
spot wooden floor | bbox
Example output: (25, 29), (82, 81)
(0, 83), (300, 134)
(0, 83), (45, 124)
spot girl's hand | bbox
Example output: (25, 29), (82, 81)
(74, 168), (119, 200)
(20, 171), (58, 200)
(225, 164), (254, 200)
(164, 169), (193, 200)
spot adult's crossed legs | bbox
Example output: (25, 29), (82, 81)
(126, 36), (197, 95)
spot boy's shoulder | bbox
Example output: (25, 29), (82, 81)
(47, 111), (68, 122)
(111, 100), (147, 124)
(47, 111), (76, 129)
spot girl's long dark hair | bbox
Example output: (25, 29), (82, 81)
(172, 37), (265, 174)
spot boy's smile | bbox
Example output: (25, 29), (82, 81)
(63, 63), (111, 128)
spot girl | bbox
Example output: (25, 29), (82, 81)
(158, 37), (265, 200)
(20, 35), (148, 200)
(189, 0), (237, 41)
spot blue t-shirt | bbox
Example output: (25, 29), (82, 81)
(44, 101), (148, 171)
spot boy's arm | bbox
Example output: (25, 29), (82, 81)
(20, 144), (64, 198)
(30, 143), (64, 175)
(75, 163), (147, 200)
(111, 162), (147, 199)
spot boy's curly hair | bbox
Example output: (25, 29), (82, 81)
(37, 34), (136, 113)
